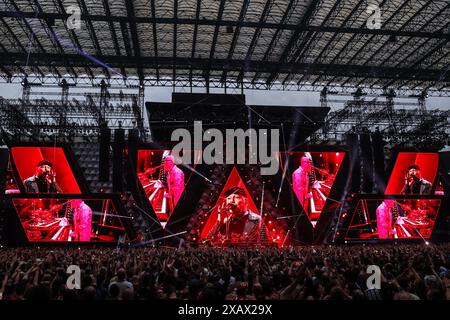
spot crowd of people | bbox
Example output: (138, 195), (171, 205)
(0, 244), (449, 300)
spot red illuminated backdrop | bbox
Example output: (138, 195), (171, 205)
(11, 147), (81, 193)
(278, 151), (345, 227)
(12, 198), (126, 242)
(198, 167), (285, 246)
(5, 155), (19, 193)
(345, 198), (441, 240)
(200, 167), (259, 240)
(385, 152), (438, 195)
(136, 150), (201, 224)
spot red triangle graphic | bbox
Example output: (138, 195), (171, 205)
(5, 155), (20, 194)
(344, 200), (376, 240)
(200, 167), (260, 241)
(434, 175), (446, 196)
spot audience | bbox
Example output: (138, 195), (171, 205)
(0, 244), (448, 300)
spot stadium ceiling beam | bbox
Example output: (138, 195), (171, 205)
(54, 0), (94, 79)
(205, 0), (226, 89)
(320, 0), (389, 87)
(236, 0), (273, 83)
(251, 0), (296, 84)
(1, 8), (46, 78)
(382, 38), (450, 89)
(77, 0), (109, 79)
(31, 0), (76, 78)
(341, 0), (418, 88)
(119, 21), (132, 61)
(0, 17), (26, 53)
(0, 65), (11, 79)
(4, 52), (450, 82)
(173, 0), (178, 84)
(150, 0), (159, 80)
(0, 42), (12, 78)
(102, 0), (125, 78)
(209, 0), (226, 62)
(220, 0), (250, 84)
(266, 0), (326, 86)
(308, 0), (367, 87)
(277, 0), (341, 87)
(295, 0), (353, 87)
(189, 0), (201, 84)
(265, 0), (321, 85)
(1, 11), (449, 39)
(125, 0), (144, 83)
(0, 17), (31, 77)
(355, 0), (446, 89)
(408, 51), (450, 91)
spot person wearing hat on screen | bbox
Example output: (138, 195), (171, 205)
(205, 186), (267, 244)
(23, 160), (62, 193)
(401, 164), (432, 195)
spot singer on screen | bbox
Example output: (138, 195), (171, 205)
(23, 160), (62, 193)
(205, 187), (267, 244)
(401, 164), (432, 195)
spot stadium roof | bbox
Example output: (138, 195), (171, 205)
(0, 0), (449, 93)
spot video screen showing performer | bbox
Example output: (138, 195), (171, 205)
(10, 147), (81, 194)
(137, 150), (194, 223)
(345, 198), (441, 240)
(12, 198), (127, 242)
(202, 186), (268, 245)
(23, 160), (62, 193)
(385, 152), (438, 195)
(282, 152), (345, 226)
(400, 164), (432, 195)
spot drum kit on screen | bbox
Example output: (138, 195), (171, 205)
(22, 200), (73, 241)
